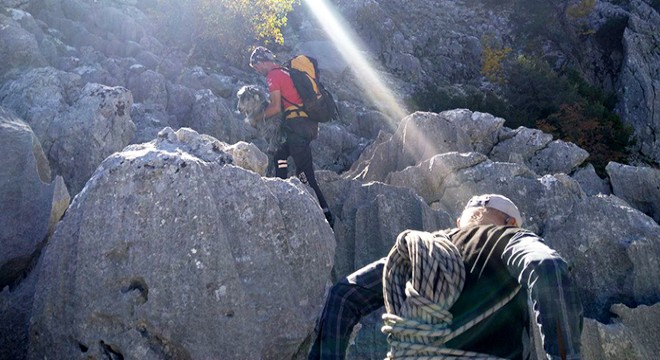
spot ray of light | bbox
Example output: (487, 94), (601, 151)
(301, 0), (410, 126)
(302, 0), (451, 185)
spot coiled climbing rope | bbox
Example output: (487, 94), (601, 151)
(381, 230), (520, 360)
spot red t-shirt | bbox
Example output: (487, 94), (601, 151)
(267, 68), (303, 109)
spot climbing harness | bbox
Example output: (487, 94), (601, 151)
(382, 230), (521, 360)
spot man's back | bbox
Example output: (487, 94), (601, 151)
(266, 68), (303, 109)
(447, 225), (528, 359)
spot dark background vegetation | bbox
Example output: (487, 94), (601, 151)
(409, 0), (635, 175)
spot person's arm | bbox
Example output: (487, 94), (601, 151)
(502, 231), (583, 360)
(263, 90), (282, 118)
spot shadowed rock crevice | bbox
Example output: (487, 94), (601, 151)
(0, 236), (46, 290)
(136, 319), (192, 360)
(120, 276), (148, 305)
(99, 340), (124, 360)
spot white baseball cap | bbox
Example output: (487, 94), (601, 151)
(464, 194), (523, 227)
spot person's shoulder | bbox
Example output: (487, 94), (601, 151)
(267, 67), (288, 78)
(450, 224), (525, 244)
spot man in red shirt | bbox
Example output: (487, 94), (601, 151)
(249, 46), (334, 227)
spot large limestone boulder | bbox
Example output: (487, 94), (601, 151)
(318, 171), (450, 278)
(346, 111), (472, 182)
(606, 162), (660, 223)
(186, 89), (251, 145)
(0, 12), (47, 78)
(489, 127), (554, 167)
(0, 67), (81, 141)
(346, 109), (591, 186)
(441, 109), (505, 155)
(572, 164), (611, 196)
(126, 69), (168, 108)
(528, 139), (589, 175)
(46, 82), (136, 194)
(28, 127), (335, 360)
(313, 122), (365, 173)
(388, 152), (491, 209)
(543, 195), (660, 321)
(0, 69), (132, 195)
(0, 108), (63, 288)
(388, 151), (586, 234)
(582, 303), (660, 360)
(0, 108), (69, 360)
(224, 141), (269, 176)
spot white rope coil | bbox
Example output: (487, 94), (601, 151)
(381, 230), (517, 360)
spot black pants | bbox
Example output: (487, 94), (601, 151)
(275, 117), (329, 210)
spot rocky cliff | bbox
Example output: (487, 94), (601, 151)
(1, 1), (658, 359)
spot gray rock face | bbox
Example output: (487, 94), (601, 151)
(126, 69), (168, 107)
(0, 266), (39, 360)
(47, 82), (136, 194)
(618, 0), (660, 165)
(442, 109), (505, 155)
(0, 13), (47, 78)
(28, 127), (335, 360)
(334, 0), (505, 84)
(582, 303), (660, 360)
(0, 67), (81, 141)
(346, 111), (472, 182)
(129, 103), (172, 145)
(346, 109), (391, 140)
(86, 4), (146, 43)
(1, 1), (30, 9)
(489, 127), (554, 166)
(606, 162), (660, 223)
(186, 89), (251, 145)
(318, 171), (450, 278)
(529, 140), (589, 175)
(388, 152), (490, 208)
(313, 123), (365, 173)
(0, 109), (69, 360)
(224, 141), (269, 176)
(295, 40), (349, 78)
(388, 151), (587, 234)
(572, 164), (611, 196)
(0, 109), (54, 287)
(178, 67), (236, 99)
(543, 195), (660, 321)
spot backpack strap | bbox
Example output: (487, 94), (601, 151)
(276, 66), (313, 120)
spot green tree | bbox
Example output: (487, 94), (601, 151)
(502, 55), (579, 128)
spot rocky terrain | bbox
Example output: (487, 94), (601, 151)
(1, 1), (658, 359)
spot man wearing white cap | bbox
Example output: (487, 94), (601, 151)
(309, 194), (582, 360)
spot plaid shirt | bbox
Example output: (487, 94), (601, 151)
(503, 229), (583, 359)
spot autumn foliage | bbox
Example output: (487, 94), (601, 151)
(537, 102), (631, 173)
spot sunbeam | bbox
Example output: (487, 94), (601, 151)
(302, 0), (447, 182)
(301, 0), (409, 126)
